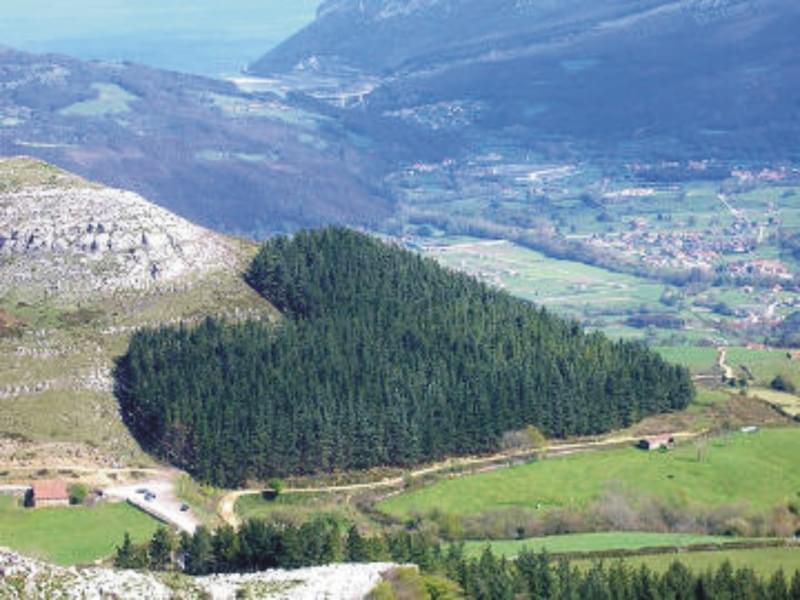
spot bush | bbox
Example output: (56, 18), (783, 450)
(68, 483), (89, 505)
(263, 478), (284, 501)
(771, 375), (796, 393)
(367, 580), (396, 600)
(423, 574), (464, 599)
(525, 425), (546, 449)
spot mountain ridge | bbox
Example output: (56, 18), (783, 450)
(252, 0), (800, 164)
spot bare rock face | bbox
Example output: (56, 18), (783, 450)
(0, 157), (239, 300)
(0, 548), (395, 599)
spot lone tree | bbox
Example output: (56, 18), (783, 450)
(114, 532), (134, 568)
(148, 527), (176, 571)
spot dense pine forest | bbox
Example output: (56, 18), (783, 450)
(118, 523), (800, 600)
(117, 228), (693, 486)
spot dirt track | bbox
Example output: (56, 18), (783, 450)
(216, 430), (703, 528)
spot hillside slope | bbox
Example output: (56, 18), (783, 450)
(0, 157), (238, 300)
(120, 228), (694, 486)
(0, 47), (391, 235)
(253, 0), (800, 163)
(0, 159), (278, 469)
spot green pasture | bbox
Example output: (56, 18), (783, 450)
(60, 83), (138, 117)
(727, 348), (800, 387)
(379, 428), (800, 518)
(0, 495), (160, 565)
(654, 346), (718, 373)
(577, 547), (800, 578)
(749, 388), (800, 418)
(424, 239), (665, 315)
(461, 532), (738, 558)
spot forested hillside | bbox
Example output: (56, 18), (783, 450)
(118, 229), (693, 486)
(254, 0), (800, 163)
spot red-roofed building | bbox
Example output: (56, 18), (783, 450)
(29, 480), (70, 508)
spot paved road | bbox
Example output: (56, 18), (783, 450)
(104, 479), (199, 534)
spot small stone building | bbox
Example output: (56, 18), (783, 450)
(637, 434), (675, 451)
(28, 480), (70, 508)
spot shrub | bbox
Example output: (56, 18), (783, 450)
(367, 580), (396, 600)
(525, 425), (546, 449)
(263, 478), (284, 500)
(771, 375), (796, 393)
(68, 483), (89, 505)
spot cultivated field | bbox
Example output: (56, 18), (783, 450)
(0, 495), (159, 565)
(424, 239), (664, 327)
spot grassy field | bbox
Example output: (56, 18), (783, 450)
(425, 239), (664, 320)
(749, 388), (800, 418)
(575, 547), (800, 577)
(236, 491), (380, 533)
(0, 495), (160, 565)
(654, 346), (718, 374)
(460, 532), (738, 558)
(727, 348), (800, 388)
(60, 83), (138, 117)
(379, 428), (800, 518)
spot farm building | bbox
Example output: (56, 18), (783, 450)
(28, 480), (70, 508)
(637, 434), (675, 451)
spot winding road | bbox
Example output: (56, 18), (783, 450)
(216, 430), (704, 529)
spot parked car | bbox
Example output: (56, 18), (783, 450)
(180, 503), (190, 512)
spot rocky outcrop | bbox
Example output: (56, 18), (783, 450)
(0, 548), (394, 599)
(0, 157), (239, 300)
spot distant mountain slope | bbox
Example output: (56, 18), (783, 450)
(253, 0), (800, 162)
(0, 159), (278, 469)
(252, 0), (670, 75)
(0, 48), (391, 235)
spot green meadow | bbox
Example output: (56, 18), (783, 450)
(460, 532), (738, 558)
(727, 348), (800, 387)
(379, 428), (800, 518)
(575, 547), (800, 578)
(654, 346), (718, 374)
(0, 496), (160, 565)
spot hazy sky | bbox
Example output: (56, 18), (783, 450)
(2, 1), (320, 76)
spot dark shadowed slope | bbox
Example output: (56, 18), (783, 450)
(252, 0), (800, 163)
(0, 48), (391, 235)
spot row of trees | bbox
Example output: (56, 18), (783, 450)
(119, 228), (694, 486)
(116, 522), (800, 600)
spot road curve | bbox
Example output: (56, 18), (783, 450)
(216, 430), (704, 528)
